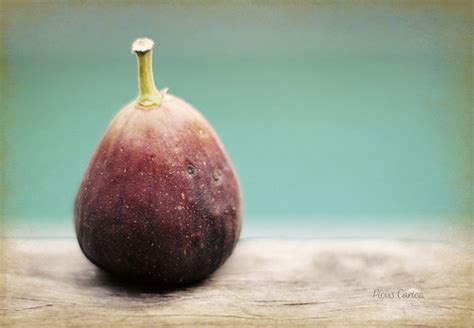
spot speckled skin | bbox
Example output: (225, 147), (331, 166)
(74, 94), (242, 285)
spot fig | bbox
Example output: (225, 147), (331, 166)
(74, 38), (242, 285)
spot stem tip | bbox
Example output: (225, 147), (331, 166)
(132, 38), (155, 54)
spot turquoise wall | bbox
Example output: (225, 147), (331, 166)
(3, 2), (471, 238)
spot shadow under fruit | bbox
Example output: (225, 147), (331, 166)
(74, 38), (242, 285)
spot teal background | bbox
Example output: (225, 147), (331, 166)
(3, 2), (472, 239)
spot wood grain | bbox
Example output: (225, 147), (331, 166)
(0, 239), (472, 327)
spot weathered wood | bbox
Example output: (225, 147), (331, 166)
(0, 239), (472, 326)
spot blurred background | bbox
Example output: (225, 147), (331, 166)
(2, 2), (472, 240)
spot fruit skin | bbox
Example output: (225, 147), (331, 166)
(74, 94), (242, 285)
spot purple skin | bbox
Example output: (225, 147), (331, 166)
(74, 95), (242, 285)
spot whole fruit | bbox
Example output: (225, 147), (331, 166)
(74, 38), (242, 285)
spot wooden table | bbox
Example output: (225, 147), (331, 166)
(0, 238), (472, 326)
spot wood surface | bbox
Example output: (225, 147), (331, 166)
(0, 238), (472, 327)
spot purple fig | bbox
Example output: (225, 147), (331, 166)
(74, 38), (242, 285)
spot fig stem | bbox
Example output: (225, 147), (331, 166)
(132, 38), (163, 108)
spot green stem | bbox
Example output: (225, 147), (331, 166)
(132, 38), (163, 108)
